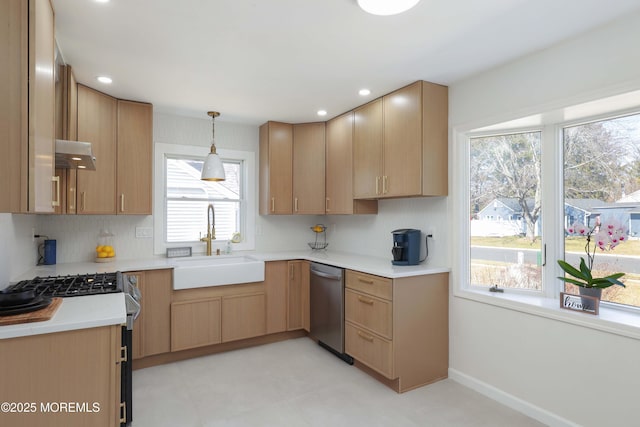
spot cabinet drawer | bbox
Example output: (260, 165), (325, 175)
(345, 322), (394, 379)
(345, 289), (392, 339)
(346, 270), (392, 300)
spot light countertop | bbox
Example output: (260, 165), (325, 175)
(12, 250), (449, 282)
(0, 293), (126, 340)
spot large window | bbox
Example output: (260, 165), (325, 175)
(563, 113), (640, 309)
(466, 112), (640, 310)
(469, 131), (543, 292)
(165, 157), (242, 242)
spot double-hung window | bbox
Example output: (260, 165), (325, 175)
(465, 111), (640, 311)
(165, 157), (241, 242)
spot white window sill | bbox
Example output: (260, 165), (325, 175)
(454, 288), (640, 341)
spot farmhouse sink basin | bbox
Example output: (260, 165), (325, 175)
(172, 255), (265, 290)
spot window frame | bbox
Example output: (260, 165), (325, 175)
(153, 143), (256, 255)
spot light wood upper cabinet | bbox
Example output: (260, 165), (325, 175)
(75, 87), (152, 215)
(259, 121), (293, 215)
(0, 0), (56, 213)
(353, 81), (448, 199)
(77, 84), (117, 214)
(293, 123), (326, 214)
(54, 65), (78, 214)
(326, 112), (377, 214)
(353, 98), (384, 199)
(117, 100), (153, 214)
(383, 81), (423, 197)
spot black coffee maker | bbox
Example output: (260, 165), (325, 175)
(391, 229), (421, 265)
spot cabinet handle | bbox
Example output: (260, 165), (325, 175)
(294, 197), (298, 212)
(375, 176), (380, 195)
(358, 296), (374, 305)
(120, 194), (125, 212)
(81, 192), (86, 212)
(357, 331), (374, 342)
(69, 187), (75, 211)
(382, 175), (388, 194)
(271, 197), (275, 212)
(51, 176), (60, 207)
(325, 197), (329, 212)
(358, 278), (374, 285)
(119, 402), (127, 424)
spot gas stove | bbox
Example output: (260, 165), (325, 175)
(8, 272), (123, 297)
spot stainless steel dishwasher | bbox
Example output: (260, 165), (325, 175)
(309, 262), (353, 364)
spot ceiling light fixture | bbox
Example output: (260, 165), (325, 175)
(201, 111), (226, 181)
(96, 76), (112, 84)
(317, 110), (327, 116)
(357, 0), (420, 16)
(359, 89), (371, 96)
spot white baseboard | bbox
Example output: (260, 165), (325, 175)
(448, 369), (581, 427)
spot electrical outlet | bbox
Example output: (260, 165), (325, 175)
(427, 228), (435, 240)
(135, 227), (153, 239)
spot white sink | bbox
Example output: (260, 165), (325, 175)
(172, 255), (265, 290)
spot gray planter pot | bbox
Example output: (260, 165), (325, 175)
(579, 287), (602, 311)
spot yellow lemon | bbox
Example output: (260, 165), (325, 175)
(107, 250), (115, 258)
(104, 245), (113, 252)
(97, 252), (108, 258)
(96, 245), (104, 253)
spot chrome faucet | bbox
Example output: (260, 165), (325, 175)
(200, 204), (216, 256)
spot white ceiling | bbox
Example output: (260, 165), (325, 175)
(53, 0), (640, 125)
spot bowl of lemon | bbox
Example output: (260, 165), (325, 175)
(95, 245), (116, 263)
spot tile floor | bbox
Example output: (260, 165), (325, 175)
(133, 337), (545, 427)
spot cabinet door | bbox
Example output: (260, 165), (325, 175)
(293, 122), (325, 214)
(259, 121), (293, 214)
(353, 98), (383, 199)
(221, 293), (266, 342)
(117, 100), (152, 214)
(382, 81), (422, 198)
(29, 0), (56, 213)
(264, 261), (288, 334)
(129, 269), (172, 359)
(171, 298), (222, 351)
(301, 261), (310, 332)
(287, 261), (303, 330)
(0, 0), (27, 213)
(77, 84), (117, 214)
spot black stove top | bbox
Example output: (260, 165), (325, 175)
(8, 272), (123, 297)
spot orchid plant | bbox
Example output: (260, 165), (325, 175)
(557, 220), (627, 289)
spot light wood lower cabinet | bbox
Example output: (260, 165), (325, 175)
(171, 298), (221, 351)
(128, 269), (172, 359)
(222, 293), (266, 342)
(345, 270), (449, 393)
(0, 325), (122, 427)
(265, 261), (288, 334)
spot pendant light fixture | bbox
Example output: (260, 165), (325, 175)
(201, 111), (226, 181)
(357, 0), (420, 16)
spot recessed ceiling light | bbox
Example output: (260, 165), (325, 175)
(317, 110), (327, 116)
(359, 89), (371, 96)
(357, 0), (420, 16)
(78, 165), (87, 169)
(94, 0), (110, 3)
(97, 76), (112, 84)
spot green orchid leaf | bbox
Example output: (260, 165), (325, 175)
(579, 258), (592, 280)
(557, 260), (588, 280)
(557, 276), (588, 287)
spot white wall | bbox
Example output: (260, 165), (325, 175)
(0, 214), (38, 287)
(449, 11), (640, 426)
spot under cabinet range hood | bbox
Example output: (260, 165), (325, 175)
(55, 139), (96, 170)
